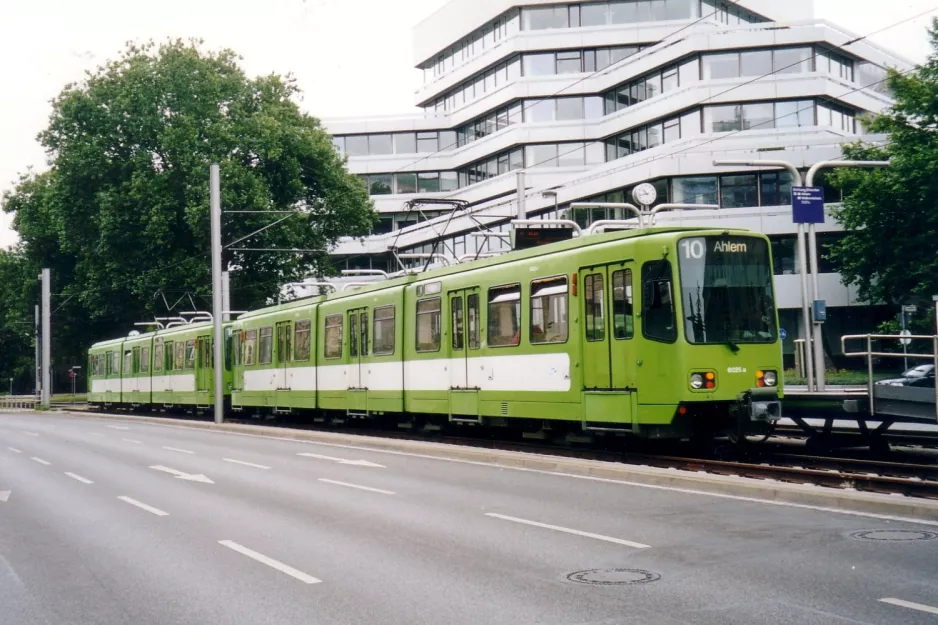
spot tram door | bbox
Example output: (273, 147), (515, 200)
(579, 262), (636, 424)
(347, 308), (367, 412)
(275, 321), (292, 391)
(196, 335), (213, 393)
(448, 287), (481, 420)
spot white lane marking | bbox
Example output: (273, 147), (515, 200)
(162, 446), (194, 454)
(223, 458), (271, 470)
(485, 513), (651, 549)
(318, 478), (394, 495)
(118, 496), (169, 517)
(107, 425), (130, 430)
(24, 432), (39, 436)
(76, 416), (938, 528)
(64, 472), (93, 484)
(123, 438), (142, 444)
(30, 457), (51, 466)
(0, 491), (9, 503)
(7, 447), (21, 453)
(149, 465), (214, 484)
(880, 598), (938, 615)
(218, 540), (321, 584)
(296, 452), (384, 468)
(90, 432), (105, 437)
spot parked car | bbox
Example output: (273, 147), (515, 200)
(875, 364), (935, 387)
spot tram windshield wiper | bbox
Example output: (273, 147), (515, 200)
(725, 340), (740, 354)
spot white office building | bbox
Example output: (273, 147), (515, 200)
(322, 0), (910, 367)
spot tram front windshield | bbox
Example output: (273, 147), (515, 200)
(677, 235), (777, 345)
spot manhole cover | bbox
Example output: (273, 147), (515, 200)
(851, 530), (938, 542)
(566, 568), (661, 586)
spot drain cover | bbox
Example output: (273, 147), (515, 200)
(851, 529), (938, 542)
(566, 568), (661, 586)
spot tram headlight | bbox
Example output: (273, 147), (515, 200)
(690, 373), (704, 389)
(762, 370), (778, 387)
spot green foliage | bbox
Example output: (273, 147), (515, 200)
(1, 40), (375, 385)
(0, 248), (36, 391)
(828, 22), (938, 306)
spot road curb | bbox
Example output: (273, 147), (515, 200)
(51, 410), (938, 524)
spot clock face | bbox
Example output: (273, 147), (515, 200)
(632, 183), (657, 206)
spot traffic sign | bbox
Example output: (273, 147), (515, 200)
(69, 371), (76, 379)
(900, 329), (912, 346)
(903, 305), (918, 314)
(779, 328), (787, 340)
(791, 186), (825, 224)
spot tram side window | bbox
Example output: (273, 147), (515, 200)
(185, 339), (196, 370)
(259, 327), (273, 364)
(175, 341), (186, 370)
(324, 315), (343, 359)
(123, 350), (132, 374)
(244, 330), (257, 366)
(154, 341), (163, 372)
(488, 284), (521, 347)
(416, 298), (442, 352)
(141, 347), (150, 373)
(164, 341), (174, 371)
(277, 322), (292, 364)
(360, 311), (369, 356)
(293, 320), (311, 361)
(232, 331), (241, 366)
(452, 296), (464, 350)
(530, 277), (568, 344)
(132, 347), (140, 374)
(373, 306), (395, 355)
(468, 294), (480, 349)
(612, 269), (634, 339)
(110, 351), (120, 376)
(584, 274), (605, 341)
(642, 260), (677, 342)
(349, 313), (359, 358)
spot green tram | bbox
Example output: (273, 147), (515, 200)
(88, 226), (782, 440)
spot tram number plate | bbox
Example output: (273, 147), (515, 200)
(726, 367), (748, 373)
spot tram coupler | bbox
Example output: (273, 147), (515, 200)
(737, 387), (781, 423)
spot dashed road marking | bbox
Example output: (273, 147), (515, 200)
(485, 513), (651, 549)
(65, 472), (93, 484)
(118, 496), (168, 517)
(107, 425), (130, 431)
(24, 432), (39, 437)
(223, 458), (270, 470)
(30, 457), (51, 466)
(218, 540), (321, 584)
(123, 438), (142, 444)
(318, 478), (394, 495)
(880, 598), (938, 615)
(162, 446), (194, 454)
(7, 447), (21, 453)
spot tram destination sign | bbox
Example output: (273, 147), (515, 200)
(791, 186), (825, 224)
(514, 227), (575, 250)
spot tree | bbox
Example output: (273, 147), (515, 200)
(2, 40), (375, 385)
(0, 249), (37, 393)
(828, 23), (938, 309)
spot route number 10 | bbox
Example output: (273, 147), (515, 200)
(680, 238), (704, 259)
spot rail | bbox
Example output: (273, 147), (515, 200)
(841, 333), (938, 418)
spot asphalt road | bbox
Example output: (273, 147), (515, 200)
(1, 412), (937, 625)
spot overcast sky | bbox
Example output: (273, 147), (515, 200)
(2, 0), (937, 248)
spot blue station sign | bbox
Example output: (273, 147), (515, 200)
(791, 186), (825, 224)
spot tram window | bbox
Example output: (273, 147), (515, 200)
(132, 347), (140, 374)
(584, 274), (605, 341)
(293, 320), (311, 361)
(373, 306), (396, 355)
(224, 329), (232, 371)
(124, 350), (132, 375)
(361, 311), (369, 356)
(467, 294), (480, 349)
(174, 341), (186, 370)
(530, 277), (568, 344)
(164, 342), (174, 370)
(349, 313), (359, 358)
(259, 327), (273, 364)
(277, 322), (292, 364)
(416, 298), (442, 352)
(324, 314), (343, 359)
(154, 341), (163, 372)
(488, 284), (521, 347)
(612, 269), (634, 339)
(244, 330), (257, 365)
(642, 260), (677, 342)
(184, 340), (196, 370)
(451, 296), (464, 350)
(141, 347), (150, 374)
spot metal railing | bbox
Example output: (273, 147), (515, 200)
(841, 333), (938, 417)
(0, 396), (38, 412)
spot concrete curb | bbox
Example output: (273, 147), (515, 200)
(48, 410), (938, 524)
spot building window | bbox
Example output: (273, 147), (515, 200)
(523, 53), (555, 76)
(416, 298), (442, 352)
(394, 133), (416, 154)
(530, 277), (568, 344)
(522, 5), (569, 30)
(416, 132), (438, 153)
(324, 315), (342, 359)
(369, 134), (392, 155)
(344, 135), (368, 157)
(720, 174), (758, 208)
(369, 174), (392, 195)
(556, 50), (583, 74)
(742, 102), (774, 130)
(672, 176), (718, 205)
(776, 100), (815, 128)
(488, 284), (521, 347)
(418, 172), (441, 193)
(760, 171), (792, 206)
(395, 173), (417, 194)
(703, 52), (739, 79)
(774, 47), (813, 74)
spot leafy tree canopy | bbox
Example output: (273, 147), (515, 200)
(830, 24), (938, 307)
(1, 40), (374, 384)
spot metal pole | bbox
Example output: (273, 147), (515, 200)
(901, 309), (908, 371)
(41, 269), (51, 408)
(210, 164), (224, 424)
(516, 171), (526, 220)
(34, 305), (39, 397)
(221, 271), (231, 323)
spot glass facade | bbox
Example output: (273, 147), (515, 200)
(422, 9), (520, 83)
(520, 1), (769, 30)
(334, 130), (457, 157)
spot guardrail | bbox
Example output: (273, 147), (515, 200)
(0, 396), (39, 412)
(841, 333), (938, 418)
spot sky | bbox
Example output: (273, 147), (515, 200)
(1, 0), (937, 248)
